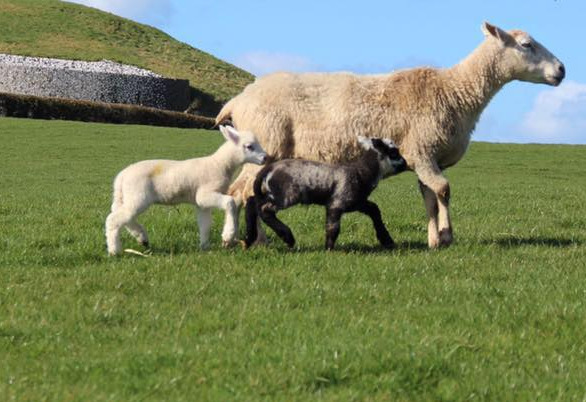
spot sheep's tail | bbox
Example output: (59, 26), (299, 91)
(214, 97), (236, 128)
(244, 196), (258, 248)
(110, 173), (124, 212)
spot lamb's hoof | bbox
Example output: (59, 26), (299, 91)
(141, 241), (150, 248)
(381, 241), (395, 250)
(222, 239), (237, 248)
(239, 240), (249, 250)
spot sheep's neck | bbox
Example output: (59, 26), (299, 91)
(208, 142), (242, 178)
(351, 152), (381, 192)
(447, 39), (511, 117)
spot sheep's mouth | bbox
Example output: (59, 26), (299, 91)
(546, 75), (564, 86)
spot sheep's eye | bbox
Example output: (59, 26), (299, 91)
(521, 41), (532, 49)
(244, 144), (254, 151)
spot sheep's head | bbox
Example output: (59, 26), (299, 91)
(219, 125), (268, 165)
(482, 22), (565, 86)
(357, 136), (407, 177)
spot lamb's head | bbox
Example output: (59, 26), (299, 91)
(219, 125), (268, 165)
(482, 22), (565, 86)
(357, 136), (407, 177)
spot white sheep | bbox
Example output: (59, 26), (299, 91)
(105, 125), (267, 256)
(216, 22), (565, 248)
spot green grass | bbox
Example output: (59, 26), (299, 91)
(1, 117), (586, 400)
(0, 0), (254, 111)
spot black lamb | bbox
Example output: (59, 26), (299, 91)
(244, 136), (407, 250)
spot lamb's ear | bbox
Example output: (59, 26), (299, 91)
(357, 135), (374, 150)
(219, 125), (240, 144)
(481, 22), (514, 46)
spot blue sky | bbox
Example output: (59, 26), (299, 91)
(68, 0), (586, 145)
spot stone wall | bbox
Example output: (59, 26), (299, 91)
(0, 54), (191, 111)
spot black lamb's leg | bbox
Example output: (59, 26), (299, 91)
(259, 206), (295, 248)
(325, 207), (343, 250)
(357, 200), (394, 249)
(244, 196), (259, 248)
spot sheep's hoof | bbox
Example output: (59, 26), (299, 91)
(439, 228), (453, 247)
(239, 240), (249, 250)
(141, 241), (150, 248)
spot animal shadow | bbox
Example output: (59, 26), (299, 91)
(294, 239), (429, 254)
(482, 235), (581, 249)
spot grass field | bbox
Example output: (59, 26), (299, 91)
(1, 117), (585, 400)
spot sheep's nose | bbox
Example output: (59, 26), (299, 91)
(557, 63), (566, 79)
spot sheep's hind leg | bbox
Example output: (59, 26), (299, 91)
(259, 205), (295, 248)
(196, 207), (212, 249)
(105, 208), (136, 256)
(357, 201), (394, 249)
(125, 220), (149, 248)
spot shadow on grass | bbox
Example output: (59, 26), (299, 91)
(291, 240), (429, 254)
(482, 236), (581, 248)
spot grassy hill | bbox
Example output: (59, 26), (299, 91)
(1, 117), (586, 400)
(0, 0), (254, 115)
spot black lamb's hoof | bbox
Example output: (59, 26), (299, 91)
(380, 239), (395, 250)
(141, 241), (150, 249)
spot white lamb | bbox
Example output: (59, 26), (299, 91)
(105, 125), (267, 256)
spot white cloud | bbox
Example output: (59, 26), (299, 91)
(65, 0), (174, 27)
(233, 51), (317, 77)
(518, 81), (586, 144)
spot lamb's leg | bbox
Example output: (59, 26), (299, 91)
(415, 161), (452, 248)
(105, 207), (138, 256)
(258, 205), (295, 248)
(196, 191), (237, 247)
(125, 220), (149, 248)
(325, 208), (343, 250)
(229, 164), (268, 244)
(196, 207), (212, 249)
(357, 201), (394, 249)
(243, 196), (259, 248)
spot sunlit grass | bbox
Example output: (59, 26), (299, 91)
(1, 117), (585, 400)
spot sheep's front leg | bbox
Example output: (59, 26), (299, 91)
(415, 161), (452, 248)
(357, 201), (394, 249)
(325, 208), (343, 250)
(196, 191), (238, 247)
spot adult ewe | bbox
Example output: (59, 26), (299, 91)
(216, 22), (565, 248)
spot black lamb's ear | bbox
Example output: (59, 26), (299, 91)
(370, 138), (386, 154)
(372, 138), (389, 156)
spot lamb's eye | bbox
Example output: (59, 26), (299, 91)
(244, 144), (254, 151)
(521, 41), (532, 49)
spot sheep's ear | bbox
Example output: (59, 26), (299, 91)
(357, 135), (374, 150)
(219, 125), (240, 144)
(481, 22), (514, 46)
